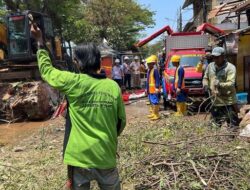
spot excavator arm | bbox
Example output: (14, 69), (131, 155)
(136, 25), (173, 47)
(196, 23), (225, 37)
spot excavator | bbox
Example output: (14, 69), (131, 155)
(0, 10), (68, 122)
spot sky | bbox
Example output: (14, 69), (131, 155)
(137, 0), (193, 40)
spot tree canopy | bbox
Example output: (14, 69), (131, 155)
(1, 0), (155, 51)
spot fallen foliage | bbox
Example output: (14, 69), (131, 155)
(118, 114), (250, 190)
(0, 112), (249, 190)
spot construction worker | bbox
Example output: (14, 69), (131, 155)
(172, 55), (187, 116)
(203, 47), (239, 129)
(146, 55), (161, 120)
(31, 25), (126, 190)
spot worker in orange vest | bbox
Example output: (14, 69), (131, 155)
(146, 55), (161, 120)
(171, 55), (187, 116)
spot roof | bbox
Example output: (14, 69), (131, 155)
(182, 0), (194, 9)
(98, 43), (117, 57)
(208, 0), (248, 19)
(233, 0), (250, 12)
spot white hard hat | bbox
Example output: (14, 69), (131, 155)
(124, 56), (129, 60)
(115, 58), (120, 63)
(134, 56), (139, 60)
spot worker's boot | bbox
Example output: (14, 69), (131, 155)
(180, 102), (187, 116)
(151, 105), (160, 121)
(147, 105), (154, 118)
(146, 100), (151, 105)
(174, 102), (183, 117)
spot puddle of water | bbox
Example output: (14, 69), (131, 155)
(0, 120), (50, 145)
(0, 101), (149, 145)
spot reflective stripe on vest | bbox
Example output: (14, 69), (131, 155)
(149, 69), (156, 94)
(175, 66), (185, 89)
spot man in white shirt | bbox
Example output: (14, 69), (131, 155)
(130, 56), (141, 89)
(112, 59), (123, 87)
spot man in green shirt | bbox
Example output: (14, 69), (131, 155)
(31, 25), (126, 190)
(203, 47), (239, 129)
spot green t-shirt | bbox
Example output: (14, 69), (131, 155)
(37, 50), (126, 169)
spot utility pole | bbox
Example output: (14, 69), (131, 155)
(177, 7), (182, 32)
(202, 0), (207, 23)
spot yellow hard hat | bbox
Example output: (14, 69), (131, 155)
(146, 55), (158, 64)
(171, 55), (181, 63)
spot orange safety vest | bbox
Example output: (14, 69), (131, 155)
(174, 66), (185, 89)
(149, 69), (156, 94)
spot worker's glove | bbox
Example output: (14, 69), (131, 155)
(155, 88), (160, 94)
(176, 88), (181, 95)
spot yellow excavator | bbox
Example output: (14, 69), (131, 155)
(0, 10), (68, 121)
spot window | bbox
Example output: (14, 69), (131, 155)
(168, 55), (207, 68)
(8, 15), (28, 55)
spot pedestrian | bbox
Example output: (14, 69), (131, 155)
(172, 55), (187, 116)
(112, 58), (123, 87)
(31, 25), (126, 190)
(146, 55), (161, 121)
(122, 56), (132, 90)
(130, 56), (141, 89)
(140, 60), (146, 79)
(203, 47), (239, 129)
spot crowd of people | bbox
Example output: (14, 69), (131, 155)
(111, 55), (147, 90)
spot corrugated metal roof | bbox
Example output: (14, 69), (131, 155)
(208, 0), (247, 19)
(233, 0), (250, 12)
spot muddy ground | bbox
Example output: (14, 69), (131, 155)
(0, 100), (249, 190)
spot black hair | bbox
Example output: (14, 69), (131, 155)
(74, 43), (101, 74)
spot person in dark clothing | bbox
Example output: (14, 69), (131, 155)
(123, 56), (132, 90)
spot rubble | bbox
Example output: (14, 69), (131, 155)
(0, 82), (60, 121)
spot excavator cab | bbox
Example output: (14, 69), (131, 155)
(6, 11), (58, 62)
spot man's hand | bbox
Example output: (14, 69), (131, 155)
(203, 85), (209, 93)
(214, 79), (220, 87)
(30, 24), (43, 45)
(155, 88), (160, 94)
(176, 88), (181, 95)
